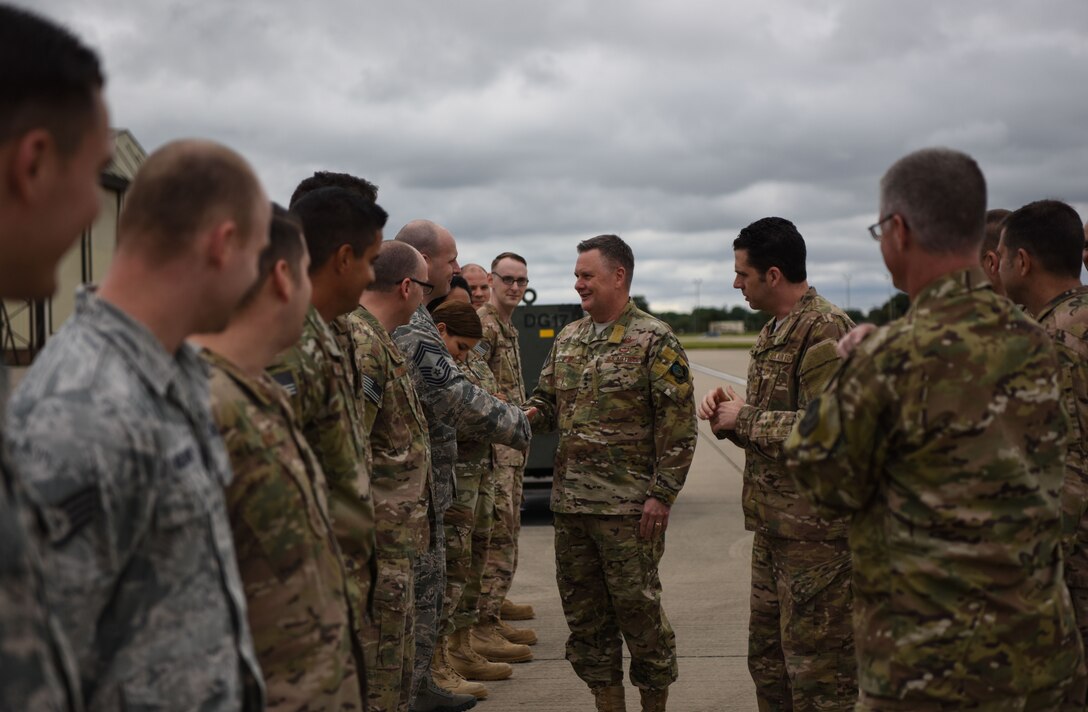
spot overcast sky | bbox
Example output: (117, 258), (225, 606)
(26, 0), (1088, 312)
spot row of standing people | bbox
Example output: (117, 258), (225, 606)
(700, 150), (1088, 711)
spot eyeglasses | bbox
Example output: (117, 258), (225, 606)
(493, 273), (529, 288)
(867, 214), (898, 241)
(408, 277), (434, 296)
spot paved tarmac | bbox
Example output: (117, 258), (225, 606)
(482, 350), (756, 711)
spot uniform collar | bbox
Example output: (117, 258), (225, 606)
(353, 306), (406, 364)
(754, 287), (819, 352)
(1033, 284), (1088, 322)
(579, 299), (637, 344)
(202, 348), (281, 409)
(480, 301), (517, 336)
(909, 267), (991, 314)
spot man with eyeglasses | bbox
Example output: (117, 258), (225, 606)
(393, 220), (531, 712)
(698, 217), (856, 711)
(350, 241), (435, 712)
(785, 148), (1083, 710)
(461, 252), (538, 666)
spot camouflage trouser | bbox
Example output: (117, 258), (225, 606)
(554, 513), (677, 690)
(442, 463), (496, 635)
(478, 461), (524, 621)
(364, 554), (416, 712)
(410, 503), (446, 701)
(749, 532), (856, 712)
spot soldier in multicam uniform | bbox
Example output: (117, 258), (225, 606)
(394, 220), (531, 712)
(525, 235), (697, 712)
(698, 217), (856, 712)
(7, 141), (270, 710)
(0, 9), (111, 709)
(474, 252), (539, 658)
(785, 148), (1084, 710)
(350, 241), (434, 712)
(428, 301), (515, 700)
(267, 185), (386, 638)
(199, 206), (366, 710)
(997, 199), (1088, 703)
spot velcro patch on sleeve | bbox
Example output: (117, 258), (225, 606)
(361, 374), (383, 405)
(270, 370), (298, 397)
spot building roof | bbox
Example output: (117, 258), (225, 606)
(104, 129), (147, 186)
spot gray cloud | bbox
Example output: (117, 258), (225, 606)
(26, 0), (1088, 312)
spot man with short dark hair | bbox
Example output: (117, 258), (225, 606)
(394, 219), (530, 712)
(267, 185), (387, 658)
(291, 170), (379, 206)
(0, 6), (111, 709)
(8, 139), (271, 711)
(469, 251), (537, 662)
(785, 148), (1083, 709)
(351, 241), (435, 712)
(461, 264), (491, 307)
(979, 208), (1011, 295)
(197, 205), (366, 711)
(998, 200), (1088, 673)
(526, 234), (696, 712)
(699, 217), (856, 711)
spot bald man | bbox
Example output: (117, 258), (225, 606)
(7, 140), (270, 711)
(462, 264), (491, 308)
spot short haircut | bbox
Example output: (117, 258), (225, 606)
(732, 217), (807, 283)
(291, 186), (388, 272)
(238, 203), (305, 308)
(117, 140), (264, 261)
(981, 209), (1011, 256)
(491, 252), (527, 271)
(368, 241), (424, 292)
(289, 171), (378, 207)
(461, 263), (488, 276)
(1002, 200), (1084, 279)
(0, 5), (104, 155)
(432, 300), (483, 339)
(395, 220), (442, 257)
(427, 276), (470, 313)
(880, 147), (987, 254)
(577, 234), (634, 287)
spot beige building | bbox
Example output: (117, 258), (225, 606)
(1, 129), (146, 365)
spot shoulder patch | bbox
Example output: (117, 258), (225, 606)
(414, 341), (455, 387)
(270, 370), (298, 397)
(798, 398), (821, 437)
(669, 361), (689, 382)
(47, 486), (98, 545)
(473, 341), (489, 357)
(361, 373), (383, 405)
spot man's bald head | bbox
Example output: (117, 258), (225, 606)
(118, 139), (266, 261)
(395, 219), (459, 297)
(461, 263), (490, 307)
(368, 240), (426, 293)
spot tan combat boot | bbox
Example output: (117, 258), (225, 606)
(470, 621), (533, 663)
(431, 636), (488, 700)
(639, 687), (668, 712)
(448, 627), (513, 681)
(496, 617), (538, 645)
(501, 598), (535, 620)
(592, 685), (627, 712)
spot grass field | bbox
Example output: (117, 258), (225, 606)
(678, 334), (757, 350)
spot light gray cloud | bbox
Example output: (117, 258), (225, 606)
(25, 0), (1088, 313)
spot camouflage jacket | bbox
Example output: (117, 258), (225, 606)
(527, 300), (697, 515)
(348, 306), (432, 557)
(0, 364), (82, 712)
(784, 268), (1082, 703)
(267, 306), (375, 606)
(457, 353), (499, 468)
(719, 287), (852, 540)
(393, 306), (531, 517)
(205, 350), (364, 711)
(477, 302), (528, 468)
(6, 287), (264, 711)
(1035, 285), (1088, 586)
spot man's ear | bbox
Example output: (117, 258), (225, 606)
(270, 259), (292, 302)
(1016, 248), (1032, 277)
(892, 215), (912, 253)
(765, 266), (782, 288)
(334, 243), (355, 273)
(206, 220), (239, 268)
(614, 266), (627, 288)
(8, 129), (54, 205)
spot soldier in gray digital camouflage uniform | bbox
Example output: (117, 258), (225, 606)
(699, 217), (856, 712)
(997, 199), (1088, 706)
(394, 220), (532, 712)
(785, 148), (1084, 710)
(7, 141), (271, 711)
(526, 235), (697, 712)
(0, 9), (112, 710)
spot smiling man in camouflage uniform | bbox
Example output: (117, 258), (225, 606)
(199, 206), (366, 710)
(997, 200), (1088, 701)
(699, 217), (856, 712)
(785, 148), (1084, 710)
(394, 220), (531, 712)
(526, 234), (696, 712)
